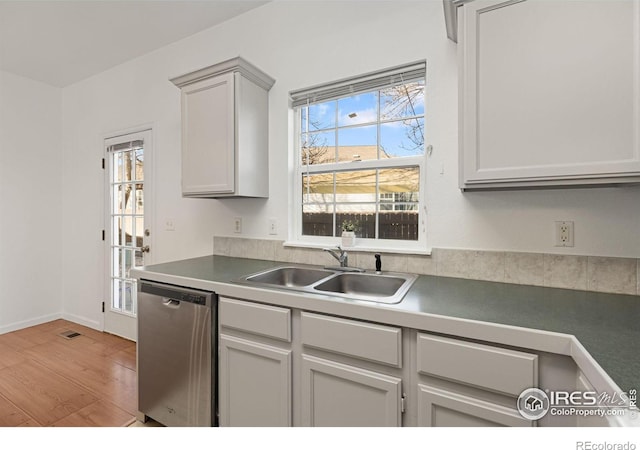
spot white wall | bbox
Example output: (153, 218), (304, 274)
(0, 70), (63, 333)
(60, 1), (640, 328)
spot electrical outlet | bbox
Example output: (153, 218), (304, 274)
(554, 221), (574, 247)
(233, 217), (242, 234)
(268, 218), (277, 235)
(165, 218), (175, 232)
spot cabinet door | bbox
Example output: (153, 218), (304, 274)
(301, 354), (402, 427)
(417, 384), (533, 427)
(219, 335), (292, 426)
(181, 72), (235, 195)
(575, 373), (613, 427)
(460, 0), (640, 189)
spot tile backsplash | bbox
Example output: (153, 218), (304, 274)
(213, 236), (640, 296)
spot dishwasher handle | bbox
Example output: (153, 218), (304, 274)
(163, 298), (181, 308)
(139, 280), (214, 307)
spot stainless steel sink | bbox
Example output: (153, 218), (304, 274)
(236, 266), (417, 304)
(244, 266), (334, 287)
(313, 273), (410, 299)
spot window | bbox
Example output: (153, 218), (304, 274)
(106, 136), (147, 319)
(290, 61), (427, 251)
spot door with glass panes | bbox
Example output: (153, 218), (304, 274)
(104, 130), (153, 341)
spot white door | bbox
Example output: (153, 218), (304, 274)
(104, 129), (153, 341)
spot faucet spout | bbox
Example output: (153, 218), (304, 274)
(323, 245), (348, 267)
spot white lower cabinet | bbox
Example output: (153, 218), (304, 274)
(415, 333), (537, 427)
(300, 311), (405, 427)
(575, 372), (615, 427)
(300, 354), (402, 427)
(219, 335), (292, 426)
(218, 297), (292, 426)
(218, 297), (605, 427)
(417, 384), (531, 427)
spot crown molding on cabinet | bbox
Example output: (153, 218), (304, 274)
(170, 56), (275, 91)
(443, 0), (473, 43)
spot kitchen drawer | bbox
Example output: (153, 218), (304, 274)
(301, 312), (402, 367)
(417, 333), (537, 396)
(219, 297), (291, 342)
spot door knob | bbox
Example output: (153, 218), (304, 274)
(140, 245), (150, 253)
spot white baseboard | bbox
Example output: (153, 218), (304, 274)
(0, 312), (103, 336)
(0, 313), (63, 335)
(61, 312), (101, 332)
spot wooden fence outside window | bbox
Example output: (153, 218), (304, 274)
(302, 212), (418, 241)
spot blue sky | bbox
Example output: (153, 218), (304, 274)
(301, 83), (425, 159)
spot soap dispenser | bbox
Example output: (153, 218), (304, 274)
(375, 254), (382, 274)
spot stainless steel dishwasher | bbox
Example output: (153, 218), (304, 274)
(137, 280), (216, 427)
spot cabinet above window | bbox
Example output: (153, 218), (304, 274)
(457, 0), (640, 190)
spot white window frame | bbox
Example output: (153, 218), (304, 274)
(287, 61), (428, 254)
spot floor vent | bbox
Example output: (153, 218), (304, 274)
(59, 330), (81, 340)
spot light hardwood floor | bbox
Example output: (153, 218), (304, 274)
(0, 319), (137, 427)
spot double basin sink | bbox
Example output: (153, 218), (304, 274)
(236, 266), (418, 304)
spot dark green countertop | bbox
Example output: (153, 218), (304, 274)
(135, 255), (640, 393)
(401, 275), (640, 393)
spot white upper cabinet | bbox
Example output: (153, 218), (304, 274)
(171, 57), (275, 197)
(458, 0), (640, 190)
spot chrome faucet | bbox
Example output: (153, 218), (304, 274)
(323, 245), (349, 267)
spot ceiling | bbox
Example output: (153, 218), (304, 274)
(0, 1), (269, 87)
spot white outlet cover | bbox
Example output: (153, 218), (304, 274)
(554, 221), (574, 247)
(268, 218), (277, 235)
